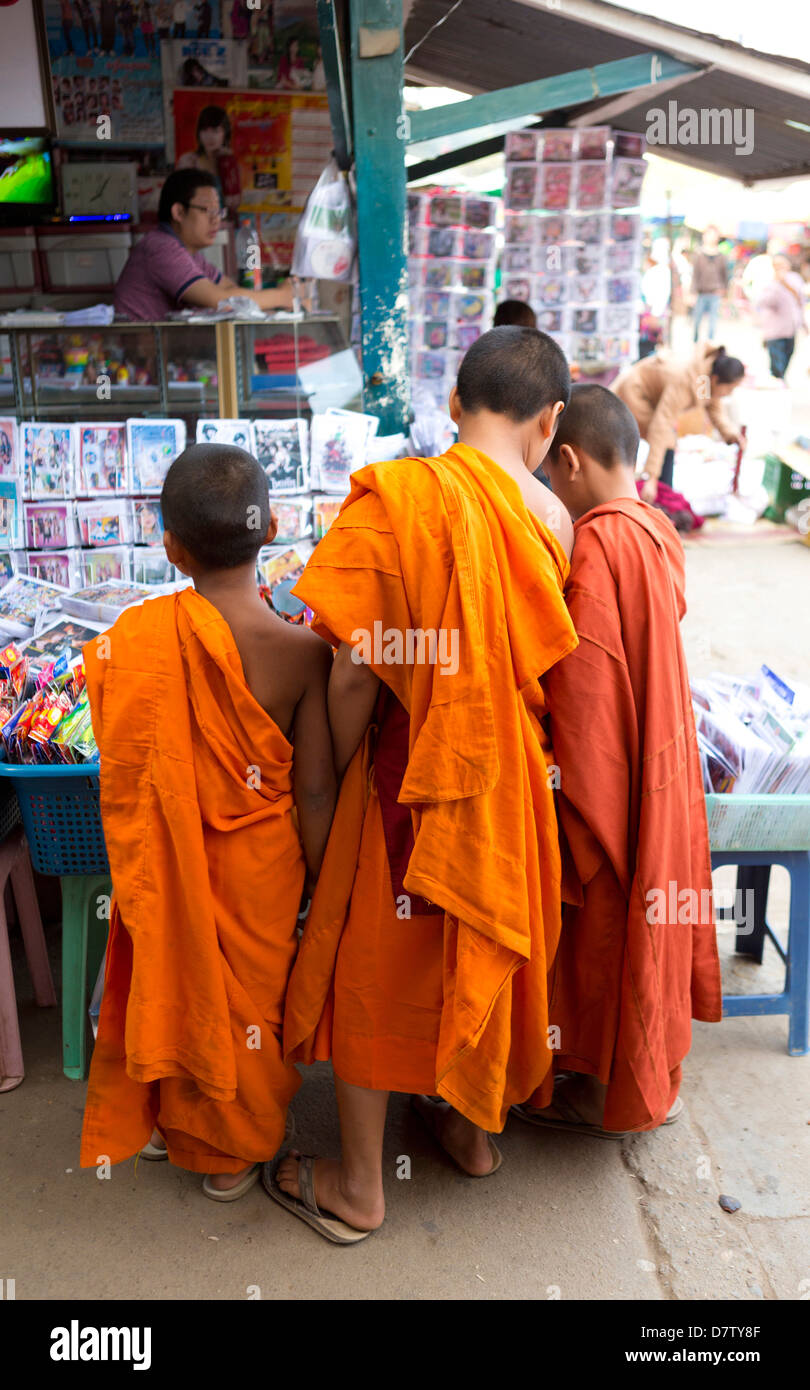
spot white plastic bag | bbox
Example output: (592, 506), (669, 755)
(292, 159), (355, 282)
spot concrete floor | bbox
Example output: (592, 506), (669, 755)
(3, 896), (807, 1301)
(2, 311), (809, 1301)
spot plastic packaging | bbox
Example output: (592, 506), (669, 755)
(292, 159), (355, 281)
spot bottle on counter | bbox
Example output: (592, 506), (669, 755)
(236, 218), (263, 292)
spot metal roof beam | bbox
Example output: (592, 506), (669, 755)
(317, 0), (353, 169)
(568, 66), (714, 126)
(407, 132), (514, 181)
(406, 52), (699, 143)
(517, 0), (810, 102)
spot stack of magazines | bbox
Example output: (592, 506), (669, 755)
(692, 666), (810, 795)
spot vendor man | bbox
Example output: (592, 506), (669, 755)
(613, 342), (744, 501)
(114, 169), (298, 321)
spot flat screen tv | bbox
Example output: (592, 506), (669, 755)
(0, 134), (56, 225)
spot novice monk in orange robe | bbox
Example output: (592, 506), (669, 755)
(517, 384), (722, 1138)
(80, 444), (335, 1200)
(268, 327), (578, 1242)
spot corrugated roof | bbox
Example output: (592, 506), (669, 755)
(404, 0), (810, 181)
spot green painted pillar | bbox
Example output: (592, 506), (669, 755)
(348, 0), (409, 433)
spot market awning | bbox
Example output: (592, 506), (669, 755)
(403, 0), (810, 183)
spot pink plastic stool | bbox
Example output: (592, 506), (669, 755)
(0, 827), (57, 1092)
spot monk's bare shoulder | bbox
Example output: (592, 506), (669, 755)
(523, 473), (574, 559)
(260, 608), (332, 677)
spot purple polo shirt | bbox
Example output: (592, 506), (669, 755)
(113, 224), (222, 321)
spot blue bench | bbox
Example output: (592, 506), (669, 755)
(707, 794), (810, 1056)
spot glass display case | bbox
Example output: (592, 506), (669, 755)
(0, 314), (361, 426)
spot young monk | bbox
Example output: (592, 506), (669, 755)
(516, 384), (722, 1138)
(80, 444), (335, 1200)
(268, 326), (578, 1242)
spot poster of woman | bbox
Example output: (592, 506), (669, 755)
(160, 38), (247, 160)
(173, 89), (294, 215)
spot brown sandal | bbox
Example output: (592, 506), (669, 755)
(411, 1095), (503, 1176)
(262, 1155), (374, 1246)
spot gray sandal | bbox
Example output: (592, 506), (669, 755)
(262, 1154), (373, 1245)
(512, 1092), (683, 1139)
(202, 1164), (261, 1202)
(139, 1139), (168, 1160)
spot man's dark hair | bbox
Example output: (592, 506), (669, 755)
(493, 299), (537, 329)
(456, 326), (570, 422)
(710, 349), (745, 384)
(161, 443), (271, 570)
(158, 168), (219, 224)
(548, 383), (640, 468)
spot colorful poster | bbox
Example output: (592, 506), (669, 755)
(44, 0), (221, 61)
(50, 52), (165, 146)
(173, 88), (329, 223)
(161, 38), (248, 159)
(223, 0), (325, 90)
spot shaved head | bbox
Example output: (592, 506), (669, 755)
(161, 443), (271, 570)
(549, 384), (639, 469)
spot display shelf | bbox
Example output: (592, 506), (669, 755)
(0, 315), (359, 426)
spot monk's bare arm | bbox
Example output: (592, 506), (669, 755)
(328, 641), (380, 780)
(292, 638), (337, 881)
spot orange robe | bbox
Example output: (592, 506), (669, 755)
(80, 589), (305, 1173)
(530, 498), (722, 1131)
(283, 444), (578, 1133)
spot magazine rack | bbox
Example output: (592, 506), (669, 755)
(707, 793), (810, 1055)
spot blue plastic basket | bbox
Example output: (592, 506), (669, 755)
(706, 793), (810, 852)
(0, 762), (108, 876)
(0, 778), (20, 845)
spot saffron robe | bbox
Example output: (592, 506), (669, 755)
(282, 444), (578, 1133)
(80, 589), (305, 1173)
(531, 498), (722, 1131)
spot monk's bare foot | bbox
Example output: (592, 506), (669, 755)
(206, 1164), (256, 1192)
(275, 1150), (384, 1231)
(526, 1075), (606, 1127)
(414, 1095), (496, 1176)
(148, 1128), (166, 1151)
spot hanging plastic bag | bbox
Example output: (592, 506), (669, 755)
(292, 159), (355, 282)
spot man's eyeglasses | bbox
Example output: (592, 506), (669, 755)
(186, 203), (226, 221)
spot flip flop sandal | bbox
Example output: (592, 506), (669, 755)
(139, 1140), (169, 1161)
(411, 1094), (502, 1177)
(512, 1092), (684, 1140)
(200, 1114), (296, 1203)
(511, 1099), (630, 1140)
(261, 1154), (373, 1246)
(202, 1164), (261, 1203)
(662, 1096), (684, 1125)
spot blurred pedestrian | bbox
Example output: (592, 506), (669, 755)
(691, 225), (728, 342)
(755, 253), (806, 380)
(639, 238), (671, 358)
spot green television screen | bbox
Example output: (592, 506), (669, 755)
(0, 136), (55, 212)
